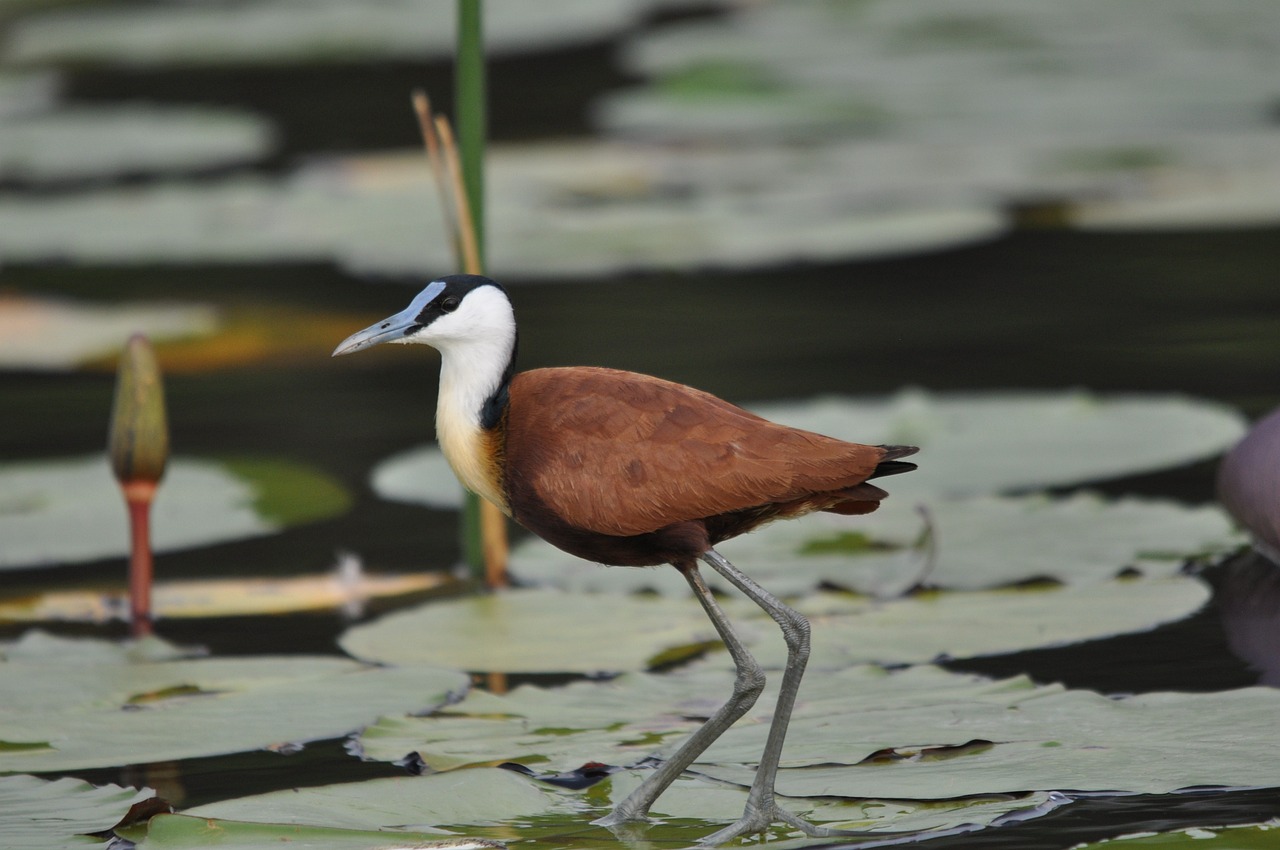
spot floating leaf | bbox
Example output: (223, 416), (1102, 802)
(0, 631), (469, 772)
(0, 562), (452, 622)
(132, 813), (507, 849)
(184, 768), (573, 832)
(340, 576), (1207, 676)
(372, 445), (465, 509)
(0, 106), (274, 183)
(749, 390), (1246, 499)
(513, 493), (1240, 596)
(0, 454), (351, 570)
(357, 664), (1280, 813)
(4, 0), (649, 66)
(0, 294), (218, 371)
(340, 587), (720, 674)
(0, 774), (157, 850)
(179, 766), (1056, 845)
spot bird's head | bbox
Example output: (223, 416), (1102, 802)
(332, 274), (514, 358)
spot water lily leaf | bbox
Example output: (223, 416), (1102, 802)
(0, 631), (469, 773)
(598, 1), (1280, 229)
(184, 768), (572, 832)
(0, 294), (218, 370)
(0, 563), (452, 622)
(340, 587), (722, 674)
(0, 106), (274, 183)
(0, 454), (351, 570)
(512, 493), (1240, 596)
(5, 0), (645, 66)
(174, 763), (1055, 845)
(694, 668), (1280, 799)
(359, 664), (1280, 811)
(371, 445), (465, 509)
(340, 575), (1207, 675)
(1072, 819), (1280, 848)
(0, 774), (157, 850)
(750, 390), (1246, 499)
(133, 813), (506, 849)
(602, 770), (1060, 834)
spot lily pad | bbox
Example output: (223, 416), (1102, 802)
(3, 0), (649, 66)
(0, 294), (218, 371)
(0, 554), (453, 622)
(357, 664), (1280, 808)
(0, 454), (351, 570)
(179, 766), (1056, 845)
(0, 106), (274, 183)
(339, 587), (720, 674)
(371, 445), (465, 510)
(749, 390), (1246, 499)
(0, 631), (469, 773)
(598, 0), (1280, 228)
(0, 145), (1002, 277)
(512, 493), (1240, 596)
(185, 768), (573, 832)
(132, 813), (506, 850)
(339, 576), (1207, 675)
(0, 773), (157, 850)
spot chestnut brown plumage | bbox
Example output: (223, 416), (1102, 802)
(334, 274), (917, 844)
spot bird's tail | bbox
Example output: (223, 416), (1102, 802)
(870, 444), (918, 480)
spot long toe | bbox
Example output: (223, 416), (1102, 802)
(699, 802), (862, 846)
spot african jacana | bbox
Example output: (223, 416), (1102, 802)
(334, 274), (917, 844)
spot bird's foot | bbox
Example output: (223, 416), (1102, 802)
(698, 801), (859, 846)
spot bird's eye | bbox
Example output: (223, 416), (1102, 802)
(440, 296), (460, 313)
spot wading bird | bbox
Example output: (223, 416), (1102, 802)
(333, 275), (917, 844)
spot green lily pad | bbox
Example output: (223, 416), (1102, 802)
(340, 587), (719, 674)
(0, 294), (218, 371)
(132, 813), (506, 849)
(0, 631), (469, 773)
(180, 767), (1055, 846)
(0, 106), (274, 183)
(4, 0), (646, 66)
(0, 773), (157, 850)
(371, 445), (464, 510)
(512, 493), (1240, 596)
(0, 453), (351, 570)
(358, 664), (1280, 811)
(750, 390), (1245, 499)
(184, 768), (572, 832)
(339, 576), (1207, 676)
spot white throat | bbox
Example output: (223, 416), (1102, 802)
(428, 288), (516, 511)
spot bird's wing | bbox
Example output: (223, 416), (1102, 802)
(504, 367), (887, 537)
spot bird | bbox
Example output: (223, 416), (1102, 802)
(333, 274), (917, 844)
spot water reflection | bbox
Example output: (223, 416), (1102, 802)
(1218, 549), (1280, 688)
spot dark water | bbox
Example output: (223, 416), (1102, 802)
(4, 12), (1280, 844)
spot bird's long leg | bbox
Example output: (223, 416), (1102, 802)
(594, 561), (766, 829)
(699, 547), (852, 845)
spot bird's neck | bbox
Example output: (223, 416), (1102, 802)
(435, 334), (516, 513)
